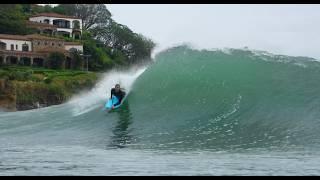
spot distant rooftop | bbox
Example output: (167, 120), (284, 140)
(25, 34), (64, 41)
(30, 13), (81, 20)
(0, 34), (64, 41)
(64, 42), (83, 45)
(0, 34), (29, 41)
(35, 47), (68, 54)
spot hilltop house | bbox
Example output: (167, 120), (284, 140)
(29, 13), (82, 39)
(0, 13), (84, 69)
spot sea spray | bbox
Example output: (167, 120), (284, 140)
(67, 66), (147, 116)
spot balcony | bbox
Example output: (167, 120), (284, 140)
(53, 19), (71, 29)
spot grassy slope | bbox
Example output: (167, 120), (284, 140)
(0, 66), (100, 110)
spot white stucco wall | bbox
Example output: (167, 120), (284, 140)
(29, 16), (82, 30)
(0, 39), (32, 51)
(29, 17), (46, 23)
(65, 45), (83, 52)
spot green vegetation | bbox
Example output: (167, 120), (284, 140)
(0, 66), (97, 83)
(0, 66), (100, 110)
(0, 4), (36, 35)
(47, 52), (66, 70)
(69, 50), (85, 70)
(0, 4), (156, 110)
(0, 4), (156, 71)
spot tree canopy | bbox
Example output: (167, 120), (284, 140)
(0, 4), (35, 35)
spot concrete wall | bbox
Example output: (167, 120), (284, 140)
(32, 39), (65, 52)
(0, 39), (32, 51)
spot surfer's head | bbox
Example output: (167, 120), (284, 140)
(115, 84), (120, 92)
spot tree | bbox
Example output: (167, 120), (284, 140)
(0, 4), (34, 35)
(56, 4), (112, 31)
(130, 34), (156, 63)
(111, 49), (127, 66)
(52, 6), (66, 15)
(83, 41), (113, 71)
(21, 4), (32, 14)
(48, 52), (66, 70)
(29, 4), (45, 14)
(93, 20), (156, 64)
(69, 49), (84, 70)
(81, 30), (113, 71)
(43, 5), (53, 13)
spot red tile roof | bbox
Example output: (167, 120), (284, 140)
(64, 42), (83, 46)
(0, 34), (29, 41)
(30, 13), (81, 20)
(35, 47), (69, 54)
(0, 49), (46, 57)
(0, 34), (64, 41)
(25, 34), (64, 41)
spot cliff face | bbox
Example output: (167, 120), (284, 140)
(0, 79), (17, 112)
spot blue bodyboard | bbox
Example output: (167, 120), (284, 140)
(105, 95), (121, 110)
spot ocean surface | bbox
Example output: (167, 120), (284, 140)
(1, 46), (320, 175)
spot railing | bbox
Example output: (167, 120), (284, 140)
(0, 50), (46, 58)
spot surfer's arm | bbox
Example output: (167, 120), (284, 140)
(110, 88), (114, 99)
(119, 92), (126, 103)
(114, 97), (122, 106)
(114, 93), (125, 107)
(113, 101), (121, 107)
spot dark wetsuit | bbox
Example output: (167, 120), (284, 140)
(111, 88), (126, 106)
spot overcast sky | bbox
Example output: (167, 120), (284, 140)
(107, 4), (320, 59)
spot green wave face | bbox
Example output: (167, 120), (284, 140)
(2, 46), (320, 152)
(126, 46), (320, 151)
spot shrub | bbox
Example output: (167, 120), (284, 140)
(48, 52), (66, 70)
(70, 50), (84, 70)
(7, 71), (32, 81)
(44, 77), (52, 84)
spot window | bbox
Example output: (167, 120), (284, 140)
(69, 48), (78, 52)
(45, 42), (48, 45)
(22, 44), (29, 52)
(38, 41), (40, 45)
(16, 45), (18, 50)
(0, 42), (6, 50)
(58, 43), (61, 47)
(11, 44), (14, 51)
(52, 42), (55, 46)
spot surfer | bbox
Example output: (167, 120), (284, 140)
(110, 84), (126, 109)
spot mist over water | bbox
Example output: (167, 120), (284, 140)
(1, 46), (320, 175)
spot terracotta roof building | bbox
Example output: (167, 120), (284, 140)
(29, 12), (82, 39)
(30, 13), (79, 19)
(0, 34), (83, 69)
(0, 12), (85, 69)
